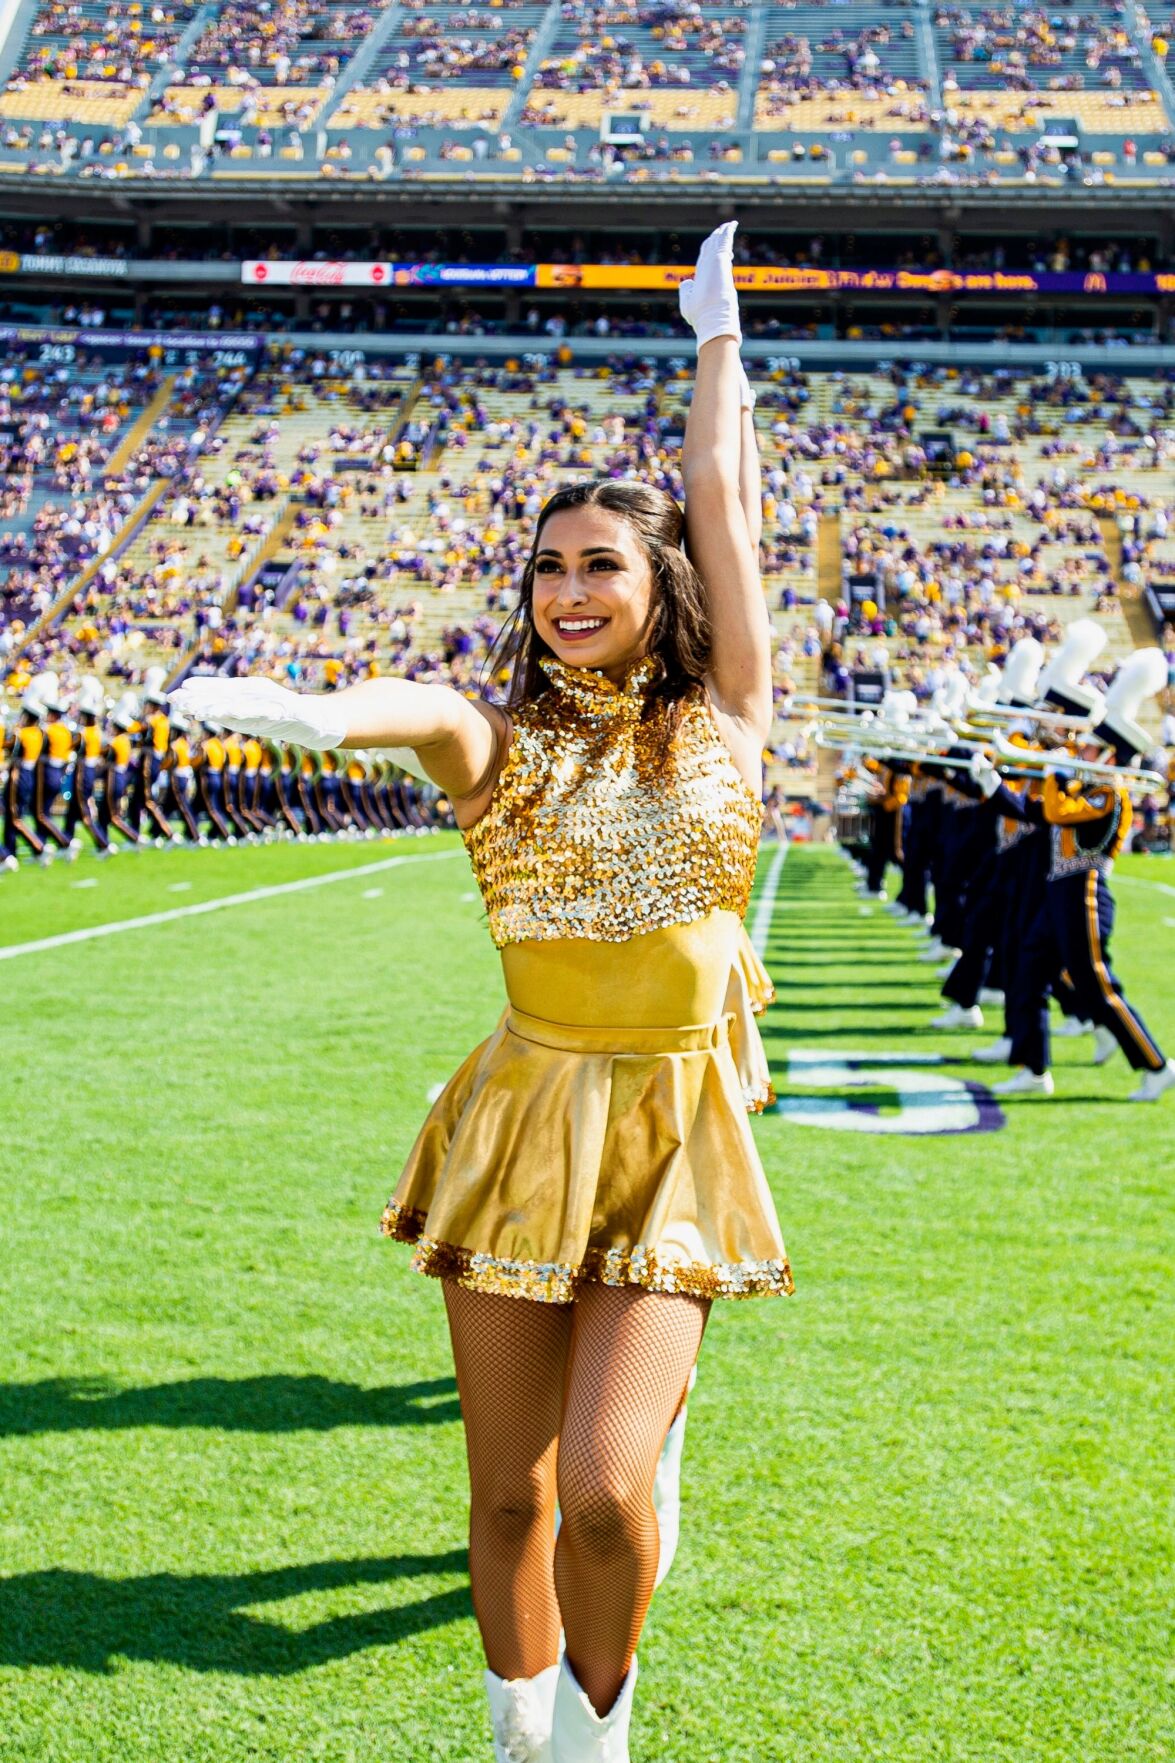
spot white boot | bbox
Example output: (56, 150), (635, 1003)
(972, 1037), (1012, 1064)
(1054, 1016), (1093, 1039)
(1092, 1025), (1119, 1066)
(931, 1003), (983, 1030)
(652, 1364), (695, 1588)
(551, 1655), (637, 1763)
(992, 1068), (1054, 1097)
(1129, 1059), (1175, 1103)
(485, 1663), (560, 1762)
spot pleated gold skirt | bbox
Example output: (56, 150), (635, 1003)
(380, 916), (793, 1306)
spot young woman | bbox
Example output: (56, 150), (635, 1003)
(172, 225), (793, 1763)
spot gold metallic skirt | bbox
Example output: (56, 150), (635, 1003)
(380, 992), (793, 1307)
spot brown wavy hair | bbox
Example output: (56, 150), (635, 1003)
(484, 480), (711, 724)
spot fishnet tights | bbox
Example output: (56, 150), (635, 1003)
(443, 1279), (708, 1717)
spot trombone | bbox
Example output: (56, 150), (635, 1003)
(965, 698), (1098, 733)
(990, 731), (1166, 794)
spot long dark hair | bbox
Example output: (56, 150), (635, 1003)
(484, 480), (711, 725)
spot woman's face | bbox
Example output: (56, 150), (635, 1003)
(530, 506), (655, 679)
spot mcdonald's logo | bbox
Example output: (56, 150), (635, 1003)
(1083, 273), (1107, 293)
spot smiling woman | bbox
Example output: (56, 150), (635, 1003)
(166, 222), (791, 1763)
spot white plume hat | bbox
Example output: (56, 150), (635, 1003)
(1094, 648), (1167, 762)
(143, 665), (169, 705)
(972, 665), (1003, 706)
(1035, 618), (1107, 715)
(933, 670), (970, 720)
(997, 636), (1044, 707)
(76, 675), (106, 715)
(881, 689), (917, 725)
(30, 669), (67, 712)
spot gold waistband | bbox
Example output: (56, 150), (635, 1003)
(506, 1008), (733, 1057)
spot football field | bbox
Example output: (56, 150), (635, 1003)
(1, 835), (1172, 1762)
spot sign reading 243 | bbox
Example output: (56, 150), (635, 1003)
(770, 1050), (1004, 1136)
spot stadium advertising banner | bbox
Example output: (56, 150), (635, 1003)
(243, 260), (1175, 296)
(242, 260), (534, 288)
(536, 264), (1175, 295)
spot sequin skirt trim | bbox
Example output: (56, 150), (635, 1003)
(380, 1200), (794, 1306)
(380, 1007), (793, 1307)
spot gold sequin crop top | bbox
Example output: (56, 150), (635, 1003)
(465, 656), (762, 948)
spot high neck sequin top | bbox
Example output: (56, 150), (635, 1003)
(464, 656), (762, 948)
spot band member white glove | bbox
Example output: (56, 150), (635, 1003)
(168, 676), (349, 750)
(968, 752), (1000, 798)
(678, 220), (742, 350)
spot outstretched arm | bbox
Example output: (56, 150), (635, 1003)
(678, 224), (772, 743)
(168, 674), (501, 809)
(738, 372), (763, 554)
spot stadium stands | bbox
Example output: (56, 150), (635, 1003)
(0, 0), (1172, 179)
(4, 345), (1171, 805)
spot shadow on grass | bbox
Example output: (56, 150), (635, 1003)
(0, 1550), (471, 1673)
(0, 1375), (460, 1438)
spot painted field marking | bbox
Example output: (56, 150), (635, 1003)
(749, 841), (788, 956)
(773, 1050), (1003, 1136)
(1117, 875), (1175, 900)
(361, 887), (384, 899)
(0, 848), (460, 963)
(167, 881), (193, 893)
(70, 878), (99, 889)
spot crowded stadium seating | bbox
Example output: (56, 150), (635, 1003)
(3, 342), (1171, 799)
(0, 0), (1172, 179)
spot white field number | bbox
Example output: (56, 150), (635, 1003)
(774, 1049), (990, 1135)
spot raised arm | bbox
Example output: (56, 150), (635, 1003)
(168, 673), (502, 817)
(678, 224), (772, 743)
(737, 371), (763, 555)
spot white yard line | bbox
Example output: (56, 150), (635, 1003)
(749, 840), (789, 957)
(1116, 874), (1175, 900)
(0, 848), (459, 963)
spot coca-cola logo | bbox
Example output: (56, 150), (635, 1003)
(290, 262), (347, 285)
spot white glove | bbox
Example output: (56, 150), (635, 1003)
(678, 220), (742, 350)
(968, 752), (1000, 799)
(738, 364), (756, 412)
(168, 676), (348, 750)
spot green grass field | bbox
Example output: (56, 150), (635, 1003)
(1, 834), (1172, 1762)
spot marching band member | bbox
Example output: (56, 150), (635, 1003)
(222, 728), (259, 840)
(931, 640), (1043, 1029)
(970, 648), (1173, 1102)
(1, 691), (49, 869)
(132, 671), (179, 843)
(297, 747), (325, 836)
(239, 733), (271, 835)
(101, 702), (142, 847)
(269, 740), (304, 837)
(164, 712), (202, 843)
(314, 746), (347, 833)
(63, 678), (112, 856)
(194, 719), (234, 843)
(31, 674), (74, 856)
